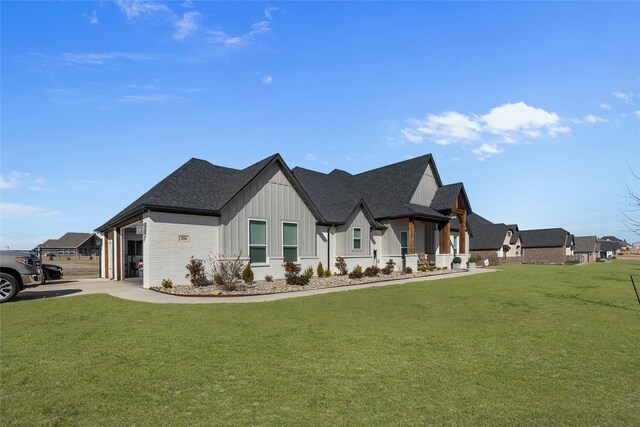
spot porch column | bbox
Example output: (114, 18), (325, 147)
(115, 227), (122, 281)
(439, 222), (451, 254)
(102, 231), (110, 279)
(409, 219), (415, 254)
(459, 212), (466, 253)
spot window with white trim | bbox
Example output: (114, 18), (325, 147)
(353, 227), (362, 251)
(283, 222), (298, 262)
(400, 231), (408, 256)
(249, 220), (267, 264)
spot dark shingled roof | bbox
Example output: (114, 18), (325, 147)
(600, 235), (622, 242)
(469, 223), (509, 251)
(39, 232), (96, 249)
(510, 231), (520, 245)
(520, 228), (572, 248)
(292, 154), (457, 224)
(574, 236), (597, 253)
(598, 240), (621, 252)
(98, 152), (468, 231)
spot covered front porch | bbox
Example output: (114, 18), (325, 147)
(402, 215), (470, 269)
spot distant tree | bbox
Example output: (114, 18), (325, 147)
(622, 167), (640, 236)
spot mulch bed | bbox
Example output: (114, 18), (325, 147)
(151, 268), (470, 297)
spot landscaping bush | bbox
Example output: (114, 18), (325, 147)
(89, 255), (93, 261)
(185, 257), (207, 287)
(265, 275), (273, 282)
(565, 259), (581, 265)
(348, 265), (363, 279)
(418, 265), (428, 272)
(316, 262), (325, 278)
(335, 257), (348, 275)
(452, 257), (462, 265)
(161, 278), (173, 289)
(468, 256), (477, 264)
(303, 266), (314, 280)
(209, 253), (244, 291)
(381, 259), (396, 275)
(284, 261), (309, 286)
(403, 266), (413, 274)
(596, 258), (605, 262)
(324, 269), (332, 277)
(364, 266), (380, 277)
(242, 263), (254, 284)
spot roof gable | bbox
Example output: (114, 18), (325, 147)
(520, 228), (571, 248)
(574, 236), (597, 252)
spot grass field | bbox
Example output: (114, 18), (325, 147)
(2, 262), (639, 425)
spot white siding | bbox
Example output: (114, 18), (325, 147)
(220, 163), (317, 260)
(335, 208), (371, 256)
(143, 212), (219, 289)
(410, 162), (437, 206)
(380, 218), (408, 255)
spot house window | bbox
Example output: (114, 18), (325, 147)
(353, 227), (362, 250)
(283, 222), (298, 262)
(400, 231), (408, 256)
(249, 220), (267, 264)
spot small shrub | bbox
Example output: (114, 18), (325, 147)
(452, 257), (462, 264)
(209, 253), (244, 291)
(303, 266), (314, 280)
(89, 255), (93, 260)
(348, 265), (363, 279)
(403, 266), (413, 274)
(381, 259), (396, 275)
(364, 266), (380, 277)
(214, 273), (224, 287)
(284, 261), (309, 286)
(596, 258), (605, 262)
(185, 256), (207, 286)
(442, 266), (448, 270)
(468, 256), (477, 264)
(161, 278), (173, 289)
(418, 265), (428, 272)
(242, 263), (254, 284)
(612, 256), (617, 259)
(67, 257), (71, 261)
(324, 269), (332, 277)
(316, 262), (325, 278)
(265, 275), (273, 282)
(335, 257), (348, 275)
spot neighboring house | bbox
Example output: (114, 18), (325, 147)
(520, 228), (575, 264)
(574, 236), (599, 263)
(600, 236), (628, 250)
(36, 232), (101, 257)
(467, 213), (522, 265)
(598, 240), (620, 259)
(96, 153), (473, 288)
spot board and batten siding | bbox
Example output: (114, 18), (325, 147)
(380, 219), (438, 255)
(220, 163), (317, 259)
(410, 162), (437, 206)
(335, 208), (371, 256)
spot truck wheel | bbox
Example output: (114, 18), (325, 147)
(0, 273), (20, 303)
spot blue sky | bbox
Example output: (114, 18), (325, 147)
(1, 1), (639, 249)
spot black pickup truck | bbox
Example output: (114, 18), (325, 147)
(0, 250), (44, 303)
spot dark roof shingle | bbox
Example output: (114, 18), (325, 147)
(520, 228), (572, 248)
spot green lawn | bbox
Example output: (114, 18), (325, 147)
(2, 262), (640, 425)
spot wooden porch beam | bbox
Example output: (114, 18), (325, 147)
(439, 222), (451, 254)
(458, 212), (466, 253)
(409, 219), (415, 254)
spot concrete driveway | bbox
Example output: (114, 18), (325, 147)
(14, 269), (495, 304)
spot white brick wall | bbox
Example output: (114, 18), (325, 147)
(143, 212), (219, 289)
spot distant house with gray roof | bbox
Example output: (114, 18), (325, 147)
(467, 214), (522, 265)
(574, 236), (598, 262)
(520, 228), (575, 264)
(96, 153), (473, 287)
(36, 232), (100, 257)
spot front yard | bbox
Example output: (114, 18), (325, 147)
(1, 262), (639, 425)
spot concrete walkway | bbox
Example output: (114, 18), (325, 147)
(16, 269), (496, 304)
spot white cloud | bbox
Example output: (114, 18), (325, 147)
(261, 75), (273, 85)
(613, 91), (634, 101)
(398, 102), (569, 159)
(599, 103), (611, 110)
(265, 6), (279, 20)
(633, 110), (640, 118)
(84, 10), (99, 25)
(207, 21), (271, 48)
(116, 0), (170, 20)
(0, 202), (60, 217)
(174, 11), (200, 40)
(306, 154), (328, 165)
(584, 114), (607, 124)
(0, 172), (53, 191)
(118, 94), (174, 103)
(62, 52), (155, 65)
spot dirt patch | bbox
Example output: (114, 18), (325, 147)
(42, 256), (100, 279)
